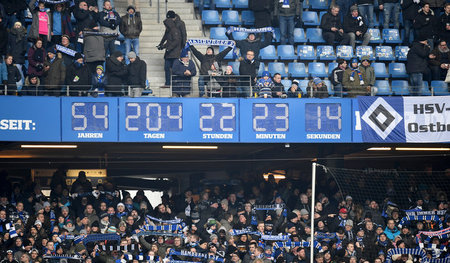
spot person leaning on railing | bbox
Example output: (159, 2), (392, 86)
(43, 47), (66, 97)
(171, 51), (196, 97)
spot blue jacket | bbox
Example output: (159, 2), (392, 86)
(384, 226), (400, 240)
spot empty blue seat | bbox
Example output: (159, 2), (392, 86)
(219, 45), (236, 60)
(303, 11), (320, 26)
(210, 27), (228, 40)
(431, 80), (450, 95)
(367, 28), (383, 44)
(372, 62), (389, 78)
(202, 10), (221, 25)
(288, 62), (308, 78)
(310, 0), (328, 10)
(278, 45), (297, 60)
(317, 45), (336, 60)
(336, 45), (354, 60)
(297, 45), (316, 60)
(268, 62), (287, 78)
(395, 46), (409, 61)
(298, 80), (309, 94)
(214, 0), (232, 8)
(228, 61), (240, 75)
(391, 80), (410, 95)
(375, 46), (395, 61)
(306, 28), (326, 43)
(328, 62), (338, 74)
(281, 79), (292, 91)
(356, 46), (375, 60)
(420, 81), (432, 96)
(383, 29), (402, 44)
(259, 45), (277, 60)
(257, 62), (265, 77)
(294, 28), (307, 43)
(389, 63), (408, 78)
(232, 0), (248, 8)
(308, 62), (327, 78)
(222, 10), (241, 26)
(374, 80), (391, 95)
(232, 31), (248, 41)
(241, 10), (255, 26)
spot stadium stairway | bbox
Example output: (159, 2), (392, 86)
(115, 0), (204, 96)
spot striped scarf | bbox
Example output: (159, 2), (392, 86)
(82, 233), (120, 245)
(168, 249), (224, 262)
(385, 248), (426, 263)
(260, 234), (290, 241)
(145, 215), (183, 225)
(398, 215), (443, 229)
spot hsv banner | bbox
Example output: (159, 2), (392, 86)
(358, 96), (450, 142)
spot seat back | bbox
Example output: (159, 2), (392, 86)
(277, 45), (297, 60)
(336, 45), (354, 60)
(210, 27), (228, 40)
(375, 46), (394, 61)
(259, 45), (277, 60)
(222, 10), (241, 25)
(294, 28), (307, 43)
(316, 45), (336, 60)
(297, 45), (316, 60)
(268, 62), (287, 77)
(391, 80), (410, 95)
(303, 11), (319, 26)
(383, 29), (402, 43)
(395, 46), (409, 61)
(288, 62), (308, 78)
(308, 62), (327, 77)
(372, 62), (389, 78)
(306, 28), (325, 43)
(202, 10), (221, 25)
(356, 46), (374, 60)
(367, 28), (382, 43)
(232, 0), (248, 8)
(374, 80), (391, 95)
(241, 10), (255, 26)
(389, 62), (408, 78)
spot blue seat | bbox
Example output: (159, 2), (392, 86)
(210, 27), (228, 40)
(306, 28), (326, 43)
(241, 10), (255, 26)
(375, 46), (395, 61)
(202, 10), (221, 25)
(294, 28), (307, 43)
(310, 0), (328, 10)
(259, 45), (277, 60)
(232, 31), (248, 41)
(222, 10), (241, 26)
(214, 0), (232, 8)
(317, 45), (336, 61)
(298, 80), (309, 94)
(232, 0), (248, 8)
(389, 63), (408, 78)
(374, 80), (391, 95)
(257, 62), (265, 77)
(278, 45), (297, 60)
(372, 62), (389, 78)
(356, 46), (375, 60)
(328, 62), (338, 74)
(268, 62), (287, 78)
(195, 0), (211, 8)
(420, 81), (432, 96)
(219, 46), (236, 60)
(297, 45), (316, 60)
(336, 45), (354, 60)
(383, 29), (402, 44)
(288, 62), (308, 78)
(228, 61), (240, 75)
(367, 28), (383, 44)
(281, 79), (292, 91)
(303, 0), (310, 9)
(303, 11), (320, 26)
(319, 11), (327, 22)
(391, 80), (410, 95)
(272, 28), (281, 43)
(395, 46), (409, 61)
(308, 62), (327, 78)
(431, 80), (450, 95)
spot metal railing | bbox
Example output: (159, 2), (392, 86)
(171, 75), (252, 97)
(156, 0), (168, 23)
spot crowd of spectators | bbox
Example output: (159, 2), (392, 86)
(0, 170), (448, 263)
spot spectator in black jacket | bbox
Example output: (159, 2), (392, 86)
(239, 50), (259, 95)
(272, 73), (286, 98)
(438, 3), (450, 45)
(97, 0), (121, 57)
(379, 0), (400, 29)
(321, 5), (348, 46)
(0, 0), (27, 29)
(249, 0), (273, 28)
(172, 51), (196, 97)
(189, 45), (232, 97)
(407, 37), (432, 95)
(74, 1), (98, 35)
(414, 3), (437, 50)
(401, 0), (420, 45)
(7, 22), (27, 83)
(120, 6), (142, 64)
(65, 52), (91, 96)
(126, 51), (147, 97)
(287, 79), (303, 98)
(330, 59), (347, 97)
(4, 55), (21, 95)
(428, 40), (450, 80)
(226, 32), (272, 61)
(343, 5), (371, 49)
(105, 50), (127, 96)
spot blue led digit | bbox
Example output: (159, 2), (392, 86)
(71, 102), (108, 131)
(125, 103), (182, 132)
(252, 103), (289, 132)
(199, 103), (236, 132)
(305, 103), (342, 132)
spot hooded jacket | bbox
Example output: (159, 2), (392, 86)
(401, 0), (421, 21)
(65, 61), (91, 89)
(190, 46), (232, 75)
(413, 8), (436, 39)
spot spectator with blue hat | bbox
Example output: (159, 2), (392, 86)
(307, 76), (329, 98)
(256, 71), (274, 98)
(343, 57), (368, 97)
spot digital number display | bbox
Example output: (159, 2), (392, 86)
(125, 103), (182, 132)
(252, 103), (289, 132)
(199, 103), (236, 132)
(305, 103), (342, 132)
(72, 102), (109, 131)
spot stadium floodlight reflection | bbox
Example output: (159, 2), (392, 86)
(21, 145), (78, 149)
(162, 145), (218, 150)
(394, 147), (450, 151)
(366, 147), (392, 151)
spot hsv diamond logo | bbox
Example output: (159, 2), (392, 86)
(361, 97), (403, 139)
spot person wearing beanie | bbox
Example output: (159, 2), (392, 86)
(320, 5), (348, 46)
(407, 35), (431, 95)
(343, 5), (371, 49)
(331, 58), (347, 97)
(358, 55), (375, 95)
(105, 50), (127, 96)
(120, 5), (142, 64)
(307, 77), (329, 98)
(91, 64), (108, 97)
(97, 0), (121, 56)
(343, 58), (368, 97)
(43, 45), (66, 96)
(7, 21), (27, 85)
(220, 64), (237, 97)
(171, 50), (196, 97)
(256, 71), (274, 98)
(65, 52), (91, 96)
(126, 51), (147, 97)
(287, 79), (303, 98)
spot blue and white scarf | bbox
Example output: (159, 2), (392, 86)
(42, 255), (82, 260)
(280, 0), (290, 8)
(186, 39), (235, 48)
(398, 215), (443, 229)
(260, 234), (290, 241)
(136, 231), (184, 238)
(168, 249), (224, 262)
(59, 234), (86, 244)
(5, 223), (17, 238)
(82, 233), (120, 245)
(83, 31), (119, 37)
(140, 224), (182, 232)
(385, 248), (426, 263)
(273, 241), (323, 252)
(230, 228), (258, 236)
(99, 244), (139, 251)
(145, 215), (183, 225)
(226, 26), (275, 37)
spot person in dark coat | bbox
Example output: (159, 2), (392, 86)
(23, 74), (43, 96)
(97, 0), (121, 56)
(27, 38), (46, 79)
(226, 32), (272, 61)
(42, 46), (66, 96)
(7, 22), (27, 82)
(65, 52), (91, 96)
(126, 51), (147, 97)
(120, 5), (142, 64)
(189, 45), (232, 97)
(158, 11), (184, 87)
(320, 5), (348, 46)
(249, 0), (273, 28)
(413, 3), (437, 50)
(73, 1), (99, 35)
(287, 79), (303, 98)
(407, 36), (432, 95)
(401, 0), (420, 45)
(438, 3), (450, 45)
(220, 65), (237, 97)
(272, 73), (286, 98)
(4, 55), (22, 95)
(330, 59), (347, 97)
(171, 50), (196, 97)
(59, 35), (76, 67)
(239, 50), (260, 96)
(0, 0), (27, 29)
(343, 5), (371, 50)
(83, 30), (106, 73)
(428, 39), (450, 80)
(307, 77), (329, 98)
(105, 50), (127, 96)
(91, 65), (107, 96)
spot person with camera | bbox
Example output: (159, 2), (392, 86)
(27, 38), (46, 81)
